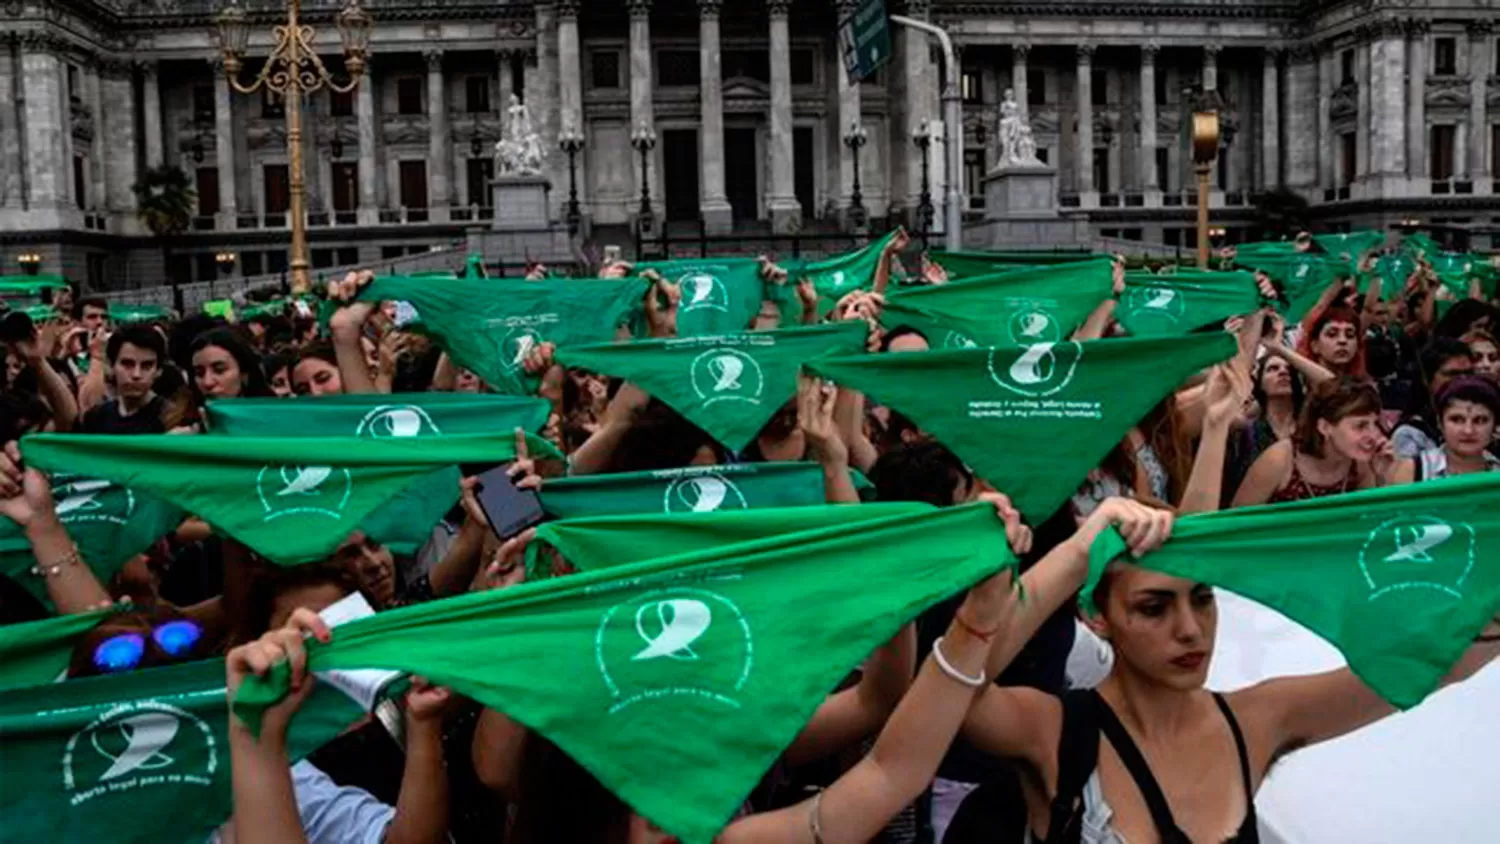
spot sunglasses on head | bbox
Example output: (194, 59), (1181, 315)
(92, 619), (204, 674)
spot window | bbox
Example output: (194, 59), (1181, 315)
(1155, 148), (1169, 190)
(242, 252), (264, 276)
(396, 77), (423, 115)
(1154, 70), (1167, 108)
(266, 250), (288, 274)
(399, 160), (428, 209)
(722, 49), (770, 83)
(331, 162), (358, 212)
(262, 89), (284, 118)
(658, 49), (700, 87)
(1091, 68), (1108, 107)
(330, 89), (354, 117)
(263, 164), (290, 214)
(465, 75), (491, 113)
(196, 167), (220, 216)
(381, 245), (406, 260)
(312, 249), (335, 270)
(193, 85), (215, 122)
(1027, 68), (1045, 105)
(67, 64), (80, 103)
(166, 254), (192, 284)
(790, 48), (816, 86)
(1434, 37), (1457, 75)
(338, 247), (359, 266)
(1431, 124), (1456, 180)
(466, 157), (494, 207)
(1163, 227), (1182, 247)
(1339, 131), (1357, 186)
(1341, 49), (1355, 84)
(961, 68), (982, 104)
(1093, 148), (1110, 193)
(591, 51), (621, 89)
(1122, 228), (1143, 242)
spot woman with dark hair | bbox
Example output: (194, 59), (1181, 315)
(1389, 375), (1500, 483)
(1461, 328), (1498, 381)
(292, 339), (346, 396)
(1390, 337), (1475, 458)
(264, 349), (297, 397)
(1231, 377), (1387, 505)
(1296, 304), (1367, 380)
(190, 328), (271, 403)
(1222, 353), (1310, 505)
(67, 604), (216, 678)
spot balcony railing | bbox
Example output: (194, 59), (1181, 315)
(450, 205), (496, 223)
(1099, 193), (1121, 208)
(1059, 192), (1081, 208)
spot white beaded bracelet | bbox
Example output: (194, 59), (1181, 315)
(932, 636), (987, 688)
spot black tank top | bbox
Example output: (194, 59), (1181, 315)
(1038, 689), (1259, 844)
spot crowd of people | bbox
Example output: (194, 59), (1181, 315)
(0, 224), (1497, 844)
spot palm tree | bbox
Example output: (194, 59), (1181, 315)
(133, 165), (197, 288)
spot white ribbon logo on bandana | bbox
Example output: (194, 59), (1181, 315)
(987, 341), (1083, 398)
(690, 348), (765, 406)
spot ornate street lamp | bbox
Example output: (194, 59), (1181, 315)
(215, 251), (238, 276)
(1190, 89), (1222, 269)
(16, 253), (42, 275)
(559, 123), (586, 236)
(630, 122), (657, 238)
(912, 120), (936, 239)
(214, 0), (372, 294)
(842, 119), (868, 231)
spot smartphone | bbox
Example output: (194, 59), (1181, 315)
(474, 463), (545, 540)
(0, 311), (35, 344)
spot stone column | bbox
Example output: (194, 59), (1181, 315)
(766, 0), (800, 232)
(531, 2), (563, 219)
(19, 37), (64, 210)
(1284, 46), (1318, 193)
(1202, 44), (1220, 92)
(1140, 44), (1159, 195)
(212, 63), (238, 225)
(99, 61), (139, 217)
(425, 50), (451, 220)
(1456, 117), (1469, 180)
(1354, 40), (1370, 183)
(1469, 22), (1492, 193)
(356, 63), (378, 224)
(836, 1), (863, 224)
(140, 61), (164, 169)
(1261, 48), (1280, 190)
(557, 1), (584, 136)
(86, 59), (106, 212)
(1313, 47), (1332, 194)
(1407, 21), (1428, 183)
(1075, 45), (1095, 199)
(627, 0), (657, 222)
(1011, 44), (1030, 120)
(0, 36), (23, 209)
(698, 0), (732, 232)
(497, 51), (514, 128)
(55, 52), (75, 207)
(1368, 21), (1408, 194)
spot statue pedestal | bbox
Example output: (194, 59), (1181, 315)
(982, 164), (1059, 220)
(491, 176), (551, 231)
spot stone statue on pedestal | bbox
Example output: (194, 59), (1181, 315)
(997, 89), (1043, 168)
(495, 94), (544, 177)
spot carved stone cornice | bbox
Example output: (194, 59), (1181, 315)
(1405, 18), (1431, 38)
(766, 0), (793, 17)
(555, 0), (582, 22)
(1076, 43), (1095, 63)
(423, 50), (443, 71)
(1330, 81), (1358, 119)
(626, 0), (652, 20)
(1468, 20), (1494, 39)
(1285, 44), (1318, 64)
(1013, 43), (1031, 61)
(19, 30), (69, 54)
(1202, 44), (1221, 59)
(1426, 76), (1472, 109)
(1141, 43), (1159, 63)
(98, 57), (134, 78)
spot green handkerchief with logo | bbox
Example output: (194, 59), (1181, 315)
(0, 474), (184, 608)
(351, 275), (646, 395)
(556, 321), (867, 454)
(19, 433), (549, 565)
(772, 230), (900, 323)
(0, 608), (116, 691)
(1232, 252), (1343, 322)
(632, 258), (766, 338)
(1313, 230), (1386, 262)
(1117, 269), (1262, 338)
(205, 393), (553, 555)
(881, 259), (1114, 349)
(929, 249), (1097, 280)
(232, 502), (1015, 844)
(539, 462), (829, 520)
(0, 658), (368, 844)
(1086, 472), (1500, 709)
(808, 333), (1237, 521)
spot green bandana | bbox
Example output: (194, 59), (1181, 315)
(0, 275), (68, 297)
(633, 258), (765, 337)
(1117, 269), (1262, 338)
(22, 304), (60, 322)
(556, 321), (867, 453)
(1087, 473), (1500, 708)
(108, 304), (172, 325)
(929, 249), (1096, 279)
(1314, 230), (1385, 261)
(0, 608), (116, 691)
(352, 275), (646, 394)
(19, 433), (551, 565)
(881, 260), (1114, 349)
(1232, 252), (1344, 321)
(808, 333), (1236, 521)
(233, 501), (1015, 844)
(539, 462), (829, 520)
(772, 230), (900, 323)
(0, 474), (185, 607)
(0, 658), (371, 844)
(205, 393), (552, 554)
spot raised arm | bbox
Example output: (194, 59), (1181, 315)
(782, 623), (916, 766)
(326, 270), (380, 395)
(798, 377), (859, 504)
(18, 337), (79, 431)
(1178, 364), (1253, 514)
(1074, 257), (1125, 342)
(0, 443), (110, 614)
(76, 328), (109, 414)
(567, 381), (650, 476)
(870, 228), (911, 297)
(384, 680), (454, 844)
(1263, 312), (1336, 387)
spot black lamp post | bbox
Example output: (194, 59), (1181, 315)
(843, 119), (868, 231)
(912, 120), (935, 238)
(630, 121), (656, 237)
(215, 251), (237, 277)
(16, 253), (42, 276)
(559, 123), (585, 236)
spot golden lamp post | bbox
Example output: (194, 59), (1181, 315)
(214, 0), (372, 294)
(1190, 92), (1221, 270)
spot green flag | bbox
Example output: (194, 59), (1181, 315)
(1313, 230), (1385, 261)
(1116, 269), (1262, 338)
(108, 304), (173, 325)
(0, 658), (369, 844)
(929, 249), (1096, 279)
(1232, 251), (1344, 321)
(808, 333), (1236, 521)
(204, 393), (553, 554)
(0, 275), (68, 297)
(1086, 473), (1500, 709)
(539, 461), (829, 520)
(233, 501), (1015, 844)
(556, 322), (867, 453)
(19, 433), (549, 565)
(770, 231), (900, 323)
(881, 260), (1114, 349)
(0, 474), (185, 607)
(350, 275), (646, 394)
(0, 608), (116, 691)
(632, 258), (766, 338)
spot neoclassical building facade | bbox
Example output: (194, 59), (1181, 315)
(1, 0), (1497, 288)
